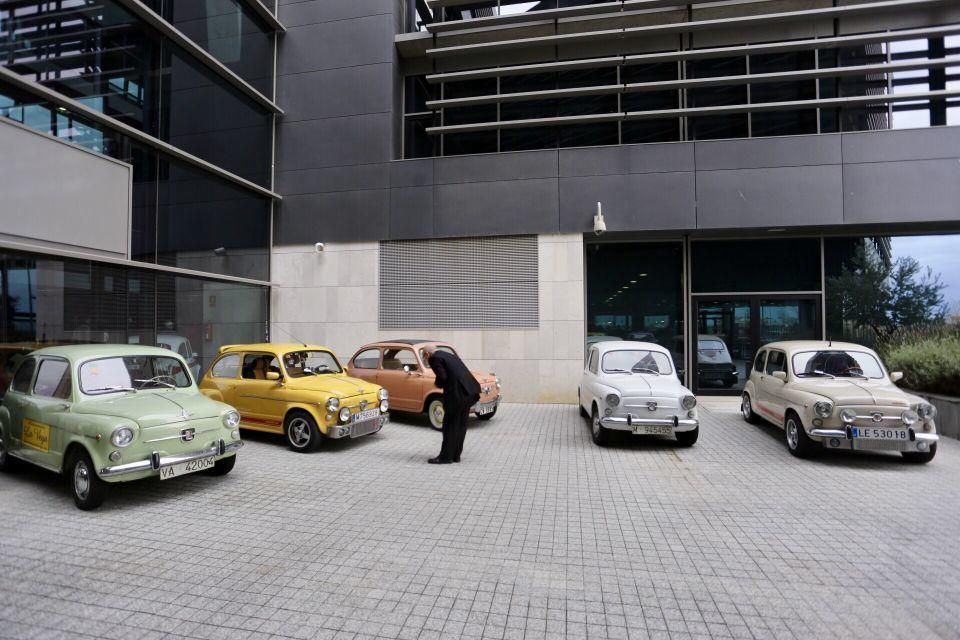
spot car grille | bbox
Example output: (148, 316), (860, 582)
(851, 439), (910, 452)
(350, 418), (381, 438)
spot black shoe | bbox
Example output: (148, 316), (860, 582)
(453, 457), (461, 463)
(428, 457), (453, 464)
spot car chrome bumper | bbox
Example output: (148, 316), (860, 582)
(473, 398), (499, 415)
(100, 439), (243, 478)
(600, 415), (699, 431)
(810, 427), (939, 452)
(326, 414), (388, 439)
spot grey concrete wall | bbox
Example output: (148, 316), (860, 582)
(0, 118), (131, 258)
(274, 125), (960, 244)
(915, 392), (960, 440)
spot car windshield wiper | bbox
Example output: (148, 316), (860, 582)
(631, 367), (659, 375)
(806, 370), (836, 379)
(86, 385), (137, 393)
(605, 368), (632, 374)
(135, 378), (176, 389)
(838, 372), (869, 379)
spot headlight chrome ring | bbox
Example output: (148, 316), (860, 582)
(917, 403), (937, 421)
(380, 400), (389, 413)
(378, 388), (389, 401)
(222, 410), (240, 429)
(605, 393), (620, 407)
(839, 408), (857, 424)
(110, 426), (135, 448)
(681, 395), (697, 411)
(813, 401), (833, 418)
(326, 397), (340, 412)
(901, 410), (919, 426)
(338, 407), (351, 423)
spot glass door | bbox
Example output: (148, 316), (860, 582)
(693, 296), (820, 395)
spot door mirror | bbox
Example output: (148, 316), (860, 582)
(890, 371), (904, 383)
(403, 364), (411, 373)
(772, 370), (787, 381)
(266, 371), (280, 381)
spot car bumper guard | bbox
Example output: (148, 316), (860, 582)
(100, 439), (243, 478)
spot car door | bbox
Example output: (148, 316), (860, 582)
(377, 347), (423, 412)
(235, 353), (286, 432)
(2, 356), (37, 454)
(206, 353), (242, 407)
(582, 348), (600, 409)
(20, 357), (73, 470)
(349, 348), (381, 385)
(758, 349), (788, 425)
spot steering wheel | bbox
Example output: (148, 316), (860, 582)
(138, 374), (178, 388)
(839, 367), (863, 376)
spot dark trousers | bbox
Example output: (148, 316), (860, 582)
(439, 399), (470, 461)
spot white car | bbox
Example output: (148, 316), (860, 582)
(579, 341), (699, 447)
(156, 333), (201, 381)
(741, 340), (939, 463)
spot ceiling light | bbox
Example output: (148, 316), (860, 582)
(639, 273), (648, 277)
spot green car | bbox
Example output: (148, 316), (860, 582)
(0, 345), (243, 510)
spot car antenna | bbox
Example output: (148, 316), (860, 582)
(828, 336), (832, 347)
(273, 323), (308, 348)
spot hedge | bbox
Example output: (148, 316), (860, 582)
(881, 325), (960, 397)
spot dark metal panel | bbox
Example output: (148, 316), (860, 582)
(277, 164), (390, 197)
(558, 172), (696, 232)
(389, 187), (436, 239)
(278, 63), (393, 123)
(435, 150), (558, 184)
(275, 189), (391, 244)
(695, 135), (842, 170)
(278, 13), (394, 76)
(843, 159), (960, 225)
(434, 179), (559, 236)
(276, 113), (393, 172)
(841, 127), (960, 164)
(697, 166), (843, 229)
(278, 0), (393, 27)
(391, 159), (436, 188)
(559, 143), (694, 177)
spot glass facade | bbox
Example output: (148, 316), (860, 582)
(0, 250), (269, 396)
(0, 0), (273, 187)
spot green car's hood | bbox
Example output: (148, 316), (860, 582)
(74, 390), (222, 428)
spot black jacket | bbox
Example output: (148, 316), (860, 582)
(429, 350), (481, 406)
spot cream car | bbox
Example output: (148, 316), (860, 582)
(579, 341), (699, 447)
(741, 340), (938, 463)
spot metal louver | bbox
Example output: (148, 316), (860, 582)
(379, 236), (539, 329)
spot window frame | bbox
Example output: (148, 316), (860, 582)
(11, 357), (37, 395)
(764, 350), (787, 376)
(753, 350), (768, 373)
(210, 353), (242, 379)
(32, 357), (73, 401)
(241, 352), (282, 381)
(352, 348), (383, 370)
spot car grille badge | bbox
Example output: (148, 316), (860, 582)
(180, 428), (195, 442)
(647, 402), (657, 412)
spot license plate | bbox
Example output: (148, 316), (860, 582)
(851, 427), (908, 440)
(634, 425), (673, 436)
(159, 456), (215, 480)
(353, 408), (380, 423)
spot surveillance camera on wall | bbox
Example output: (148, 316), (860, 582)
(593, 202), (606, 236)
(315, 242), (325, 253)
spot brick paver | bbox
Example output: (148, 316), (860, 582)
(1, 400), (959, 640)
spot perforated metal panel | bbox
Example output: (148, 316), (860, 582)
(379, 236), (539, 329)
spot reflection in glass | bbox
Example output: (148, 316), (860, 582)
(696, 301), (750, 392)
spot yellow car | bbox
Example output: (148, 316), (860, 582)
(198, 343), (388, 452)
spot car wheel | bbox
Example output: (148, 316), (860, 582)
(477, 407), (497, 421)
(285, 412), (321, 452)
(902, 443), (937, 464)
(67, 449), (106, 511)
(784, 412), (815, 458)
(675, 427), (699, 447)
(427, 398), (444, 431)
(590, 406), (610, 447)
(206, 454), (237, 476)
(741, 393), (761, 424)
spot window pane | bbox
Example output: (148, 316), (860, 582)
(691, 239), (821, 293)
(33, 359), (71, 399)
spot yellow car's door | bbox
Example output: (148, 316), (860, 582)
(204, 353), (242, 407)
(234, 353), (286, 433)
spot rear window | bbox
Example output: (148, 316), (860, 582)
(11, 358), (36, 394)
(698, 340), (726, 351)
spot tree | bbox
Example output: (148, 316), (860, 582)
(827, 242), (947, 342)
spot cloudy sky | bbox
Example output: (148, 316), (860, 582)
(890, 235), (960, 314)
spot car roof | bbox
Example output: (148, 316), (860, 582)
(27, 344), (181, 360)
(759, 340), (875, 353)
(357, 339), (451, 350)
(218, 343), (335, 355)
(592, 340), (670, 355)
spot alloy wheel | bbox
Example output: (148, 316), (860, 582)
(741, 396), (752, 421)
(73, 459), (90, 501)
(288, 417), (312, 448)
(786, 419), (800, 450)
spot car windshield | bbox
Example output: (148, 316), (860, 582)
(420, 345), (456, 368)
(792, 350), (885, 379)
(79, 356), (192, 394)
(282, 350), (342, 377)
(602, 349), (673, 375)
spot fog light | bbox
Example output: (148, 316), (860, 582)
(109, 450), (121, 462)
(604, 407), (613, 417)
(687, 410), (696, 419)
(813, 418), (823, 427)
(339, 407), (351, 423)
(917, 441), (928, 452)
(829, 438), (841, 448)
(380, 400), (389, 412)
(231, 429), (240, 440)
(923, 422), (932, 432)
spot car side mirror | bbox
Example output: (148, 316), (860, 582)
(772, 371), (787, 381)
(403, 365), (411, 373)
(890, 371), (904, 383)
(266, 371), (280, 381)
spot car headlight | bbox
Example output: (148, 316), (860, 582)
(917, 403), (937, 421)
(326, 397), (340, 412)
(110, 426), (135, 448)
(339, 407), (351, 423)
(840, 408), (857, 424)
(901, 410), (919, 426)
(380, 400), (389, 412)
(378, 388), (388, 401)
(681, 395), (697, 411)
(813, 401), (833, 418)
(605, 393), (620, 407)
(222, 410), (240, 429)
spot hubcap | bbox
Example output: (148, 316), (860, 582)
(786, 419), (799, 450)
(742, 396), (751, 419)
(592, 413), (600, 436)
(289, 418), (311, 447)
(431, 402), (444, 427)
(74, 460), (90, 500)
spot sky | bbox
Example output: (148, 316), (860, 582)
(890, 235), (960, 315)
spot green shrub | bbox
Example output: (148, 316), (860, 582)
(880, 324), (960, 397)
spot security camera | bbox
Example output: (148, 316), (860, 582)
(314, 242), (325, 253)
(593, 202), (606, 236)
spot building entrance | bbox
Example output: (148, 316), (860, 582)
(691, 296), (820, 395)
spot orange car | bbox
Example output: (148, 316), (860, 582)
(347, 340), (500, 430)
